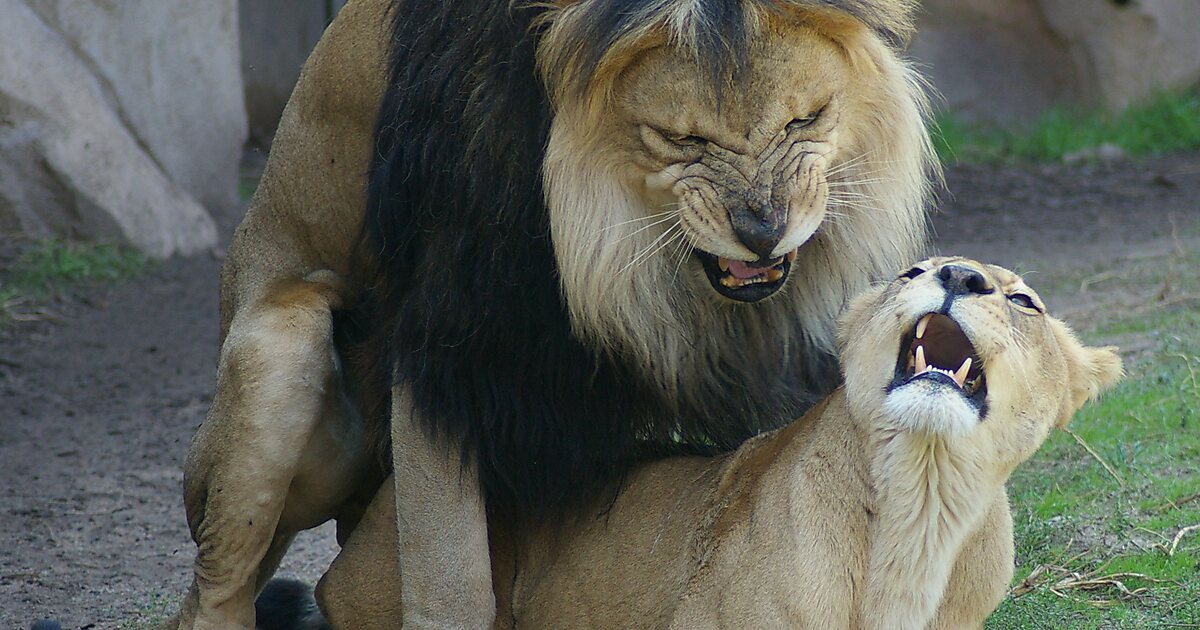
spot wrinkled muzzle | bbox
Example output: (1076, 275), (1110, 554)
(678, 140), (829, 302)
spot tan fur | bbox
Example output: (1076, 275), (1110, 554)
(166, 1), (389, 627)
(318, 258), (1122, 629)
(169, 1), (938, 627)
(542, 8), (935, 378)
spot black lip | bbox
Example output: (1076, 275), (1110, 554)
(887, 311), (989, 415)
(695, 250), (791, 302)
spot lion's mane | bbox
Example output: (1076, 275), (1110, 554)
(355, 0), (935, 518)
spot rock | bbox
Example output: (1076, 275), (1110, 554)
(0, 0), (246, 257)
(241, 1), (339, 146)
(911, 0), (1200, 123)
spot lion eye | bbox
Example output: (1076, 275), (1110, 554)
(1008, 292), (1041, 312)
(668, 134), (708, 148)
(899, 266), (925, 280)
(786, 109), (824, 131)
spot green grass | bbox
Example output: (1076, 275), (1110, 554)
(934, 89), (1200, 163)
(0, 240), (149, 326)
(986, 252), (1200, 628)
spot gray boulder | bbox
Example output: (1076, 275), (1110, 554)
(912, 0), (1200, 123)
(0, 0), (246, 257)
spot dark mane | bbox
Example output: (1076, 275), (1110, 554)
(351, 0), (858, 519)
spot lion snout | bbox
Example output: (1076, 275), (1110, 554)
(728, 197), (788, 261)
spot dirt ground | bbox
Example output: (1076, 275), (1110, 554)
(2, 153), (1198, 628)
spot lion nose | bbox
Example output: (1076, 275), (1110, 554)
(729, 203), (786, 261)
(938, 264), (993, 296)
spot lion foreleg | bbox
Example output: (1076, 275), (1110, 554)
(171, 276), (358, 629)
(391, 386), (495, 629)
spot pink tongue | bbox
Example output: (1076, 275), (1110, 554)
(726, 259), (766, 280)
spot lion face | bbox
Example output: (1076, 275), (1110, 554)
(839, 257), (1122, 466)
(611, 24), (850, 302)
(538, 3), (934, 403)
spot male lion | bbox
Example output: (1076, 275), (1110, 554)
(172, 0), (936, 627)
(282, 257), (1123, 629)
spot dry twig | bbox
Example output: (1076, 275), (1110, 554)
(1064, 428), (1126, 487)
(1167, 524), (1200, 557)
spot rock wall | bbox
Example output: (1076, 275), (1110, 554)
(0, 0), (246, 257)
(912, 0), (1200, 123)
(240, 0), (337, 146)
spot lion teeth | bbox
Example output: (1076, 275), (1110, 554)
(914, 344), (927, 373)
(720, 275), (739, 288)
(916, 314), (931, 339)
(766, 268), (783, 282)
(953, 357), (972, 387)
(718, 257), (731, 272)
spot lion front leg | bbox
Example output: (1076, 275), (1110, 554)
(169, 274), (364, 629)
(391, 386), (495, 630)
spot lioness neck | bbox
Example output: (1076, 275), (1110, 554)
(853, 416), (1004, 629)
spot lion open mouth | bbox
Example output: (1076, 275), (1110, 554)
(696, 250), (798, 302)
(892, 313), (987, 405)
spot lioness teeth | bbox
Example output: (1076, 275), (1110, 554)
(910, 344), (975, 390)
(718, 257), (731, 272)
(916, 314), (931, 339)
(953, 357), (972, 387)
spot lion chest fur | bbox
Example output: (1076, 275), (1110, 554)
(505, 390), (1008, 629)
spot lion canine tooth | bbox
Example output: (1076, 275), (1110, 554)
(720, 275), (739, 288)
(953, 357), (972, 387)
(914, 344), (927, 373)
(916, 314), (930, 339)
(767, 268), (783, 282)
(718, 257), (731, 272)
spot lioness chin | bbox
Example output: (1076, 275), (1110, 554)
(270, 257), (1121, 629)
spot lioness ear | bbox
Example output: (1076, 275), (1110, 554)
(1054, 320), (1123, 427)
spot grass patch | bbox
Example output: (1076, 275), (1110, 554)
(934, 89), (1200, 163)
(0, 240), (149, 326)
(986, 251), (1200, 628)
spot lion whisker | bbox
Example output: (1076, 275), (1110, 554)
(598, 208), (679, 234)
(827, 177), (896, 188)
(825, 152), (875, 176)
(620, 221), (682, 276)
(828, 199), (905, 217)
(671, 231), (697, 281)
(610, 212), (682, 244)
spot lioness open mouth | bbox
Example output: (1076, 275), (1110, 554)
(891, 313), (988, 408)
(696, 250), (798, 302)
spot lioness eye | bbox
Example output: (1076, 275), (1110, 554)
(899, 266), (925, 280)
(1008, 293), (1041, 312)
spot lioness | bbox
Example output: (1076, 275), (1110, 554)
(174, 0), (937, 627)
(287, 257), (1122, 629)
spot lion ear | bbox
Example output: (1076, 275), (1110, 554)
(1053, 320), (1124, 427)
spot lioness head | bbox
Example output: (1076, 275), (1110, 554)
(535, 0), (936, 391)
(839, 257), (1123, 466)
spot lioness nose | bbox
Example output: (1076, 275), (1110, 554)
(939, 264), (993, 295)
(729, 204), (786, 261)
